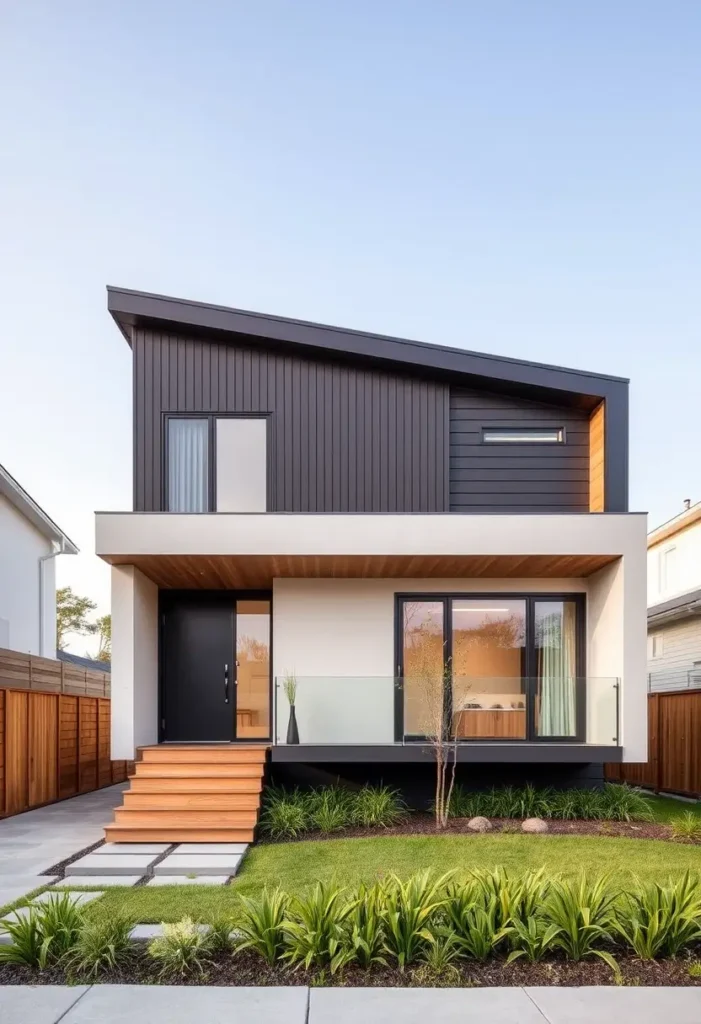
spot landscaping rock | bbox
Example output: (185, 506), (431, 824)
(467, 816), (492, 832)
(522, 817), (548, 833)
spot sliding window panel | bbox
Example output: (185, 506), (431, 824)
(451, 599), (526, 739)
(167, 418), (209, 512)
(535, 600), (578, 738)
(216, 418), (267, 512)
(401, 600), (445, 738)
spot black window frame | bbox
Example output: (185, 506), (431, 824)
(162, 411), (273, 512)
(394, 591), (586, 743)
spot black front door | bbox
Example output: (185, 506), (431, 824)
(162, 597), (235, 742)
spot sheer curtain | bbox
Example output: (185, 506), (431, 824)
(537, 601), (577, 736)
(168, 419), (209, 512)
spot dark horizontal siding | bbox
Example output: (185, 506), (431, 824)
(449, 387), (590, 513)
(134, 329), (450, 513)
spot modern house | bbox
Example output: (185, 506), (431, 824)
(647, 499), (701, 691)
(96, 287), (647, 842)
(0, 462), (78, 657)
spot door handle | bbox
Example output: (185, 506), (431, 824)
(224, 663), (229, 704)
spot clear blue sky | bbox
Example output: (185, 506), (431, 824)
(1, 2), (699, 649)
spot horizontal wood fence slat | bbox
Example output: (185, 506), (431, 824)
(0, 649), (127, 819)
(606, 690), (701, 798)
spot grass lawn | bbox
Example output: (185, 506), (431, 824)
(645, 792), (701, 823)
(84, 832), (701, 924)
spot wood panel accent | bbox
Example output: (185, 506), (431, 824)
(589, 402), (605, 512)
(105, 552), (618, 590)
(0, 682), (127, 819)
(0, 647), (110, 695)
(454, 709), (526, 739)
(104, 744), (269, 843)
(606, 690), (701, 797)
(28, 693), (58, 807)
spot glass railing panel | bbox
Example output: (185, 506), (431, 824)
(274, 676), (397, 744)
(586, 677), (620, 746)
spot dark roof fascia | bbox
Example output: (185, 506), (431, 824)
(107, 286), (627, 406)
(648, 587), (701, 625)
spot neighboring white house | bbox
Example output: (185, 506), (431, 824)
(0, 462), (78, 657)
(647, 498), (701, 691)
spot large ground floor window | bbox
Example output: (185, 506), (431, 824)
(397, 593), (584, 742)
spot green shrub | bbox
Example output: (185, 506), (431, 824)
(383, 871), (451, 969)
(352, 785), (407, 828)
(614, 872), (701, 959)
(306, 788), (353, 833)
(598, 784), (653, 822)
(235, 887), (290, 965)
(67, 915), (134, 979)
(282, 883), (352, 972)
(260, 788), (310, 839)
(417, 931), (462, 981)
(544, 873), (618, 970)
(505, 916), (561, 963)
(148, 917), (213, 978)
(0, 909), (52, 968)
(343, 881), (388, 967)
(0, 895), (84, 969)
(446, 783), (652, 823)
(669, 811), (701, 842)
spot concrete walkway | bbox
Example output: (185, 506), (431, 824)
(0, 785), (126, 906)
(1, 985), (700, 1024)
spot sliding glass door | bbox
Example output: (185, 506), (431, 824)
(397, 593), (584, 742)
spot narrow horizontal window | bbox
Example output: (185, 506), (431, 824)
(482, 427), (564, 444)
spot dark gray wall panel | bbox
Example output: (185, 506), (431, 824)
(134, 330), (450, 513)
(449, 388), (590, 513)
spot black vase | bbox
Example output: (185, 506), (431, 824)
(286, 704), (300, 744)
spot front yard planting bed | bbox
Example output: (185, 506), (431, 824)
(2, 948), (701, 987)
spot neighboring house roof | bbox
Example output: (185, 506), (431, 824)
(0, 462), (78, 554)
(648, 587), (701, 628)
(107, 286), (628, 410)
(648, 499), (701, 549)
(57, 650), (110, 673)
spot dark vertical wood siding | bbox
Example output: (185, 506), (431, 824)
(449, 388), (590, 513)
(134, 330), (450, 513)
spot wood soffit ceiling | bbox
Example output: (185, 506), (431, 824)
(105, 553), (618, 589)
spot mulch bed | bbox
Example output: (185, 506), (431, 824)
(1, 949), (700, 987)
(258, 814), (695, 845)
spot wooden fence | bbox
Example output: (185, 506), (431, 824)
(606, 689), (701, 798)
(0, 648), (129, 818)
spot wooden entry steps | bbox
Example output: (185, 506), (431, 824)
(104, 744), (269, 844)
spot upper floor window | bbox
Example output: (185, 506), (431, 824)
(166, 415), (267, 512)
(482, 427), (564, 444)
(658, 545), (677, 595)
(648, 633), (664, 659)
(168, 418), (209, 512)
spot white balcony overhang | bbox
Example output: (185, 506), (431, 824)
(96, 512), (646, 589)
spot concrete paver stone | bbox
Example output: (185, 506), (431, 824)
(66, 854), (158, 876)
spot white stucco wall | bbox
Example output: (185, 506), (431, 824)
(0, 493), (56, 655)
(111, 564), (159, 759)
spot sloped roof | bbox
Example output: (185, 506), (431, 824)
(0, 462), (78, 553)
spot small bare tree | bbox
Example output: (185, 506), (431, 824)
(414, 659), (461, 829)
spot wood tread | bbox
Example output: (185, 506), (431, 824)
(105, 744), (269, 843)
